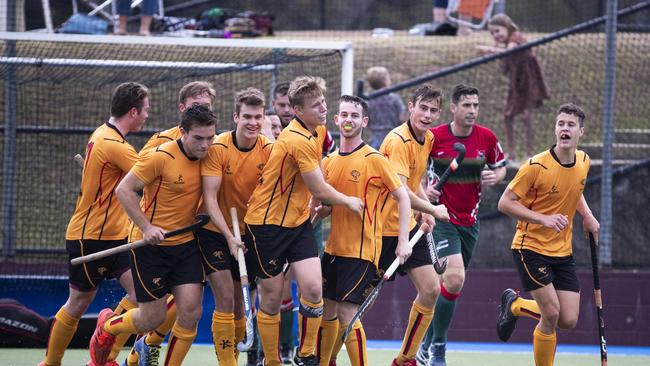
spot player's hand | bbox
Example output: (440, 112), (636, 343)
(432, 204), (449, 222)
(143, 225), (165, 245)
(540, 213), (569, 232)
(311, 203), (332, 224)
(345, 196), (364, 214)
(226, 233), (246, 258)
(582, 214), (600, 244)
(426, 185), (441, 203)
(395, 238), (412, 265)
(419, 213), (436, 233)
(476, 45), (494, 55)
(481, 169), (499, 186)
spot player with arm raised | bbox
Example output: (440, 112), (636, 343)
(39, 82), (150, 366)
(377, 84), (449, 366)
(496, 103), (599, 366)
(88, 105), (217, 366)
(198, 88), (272, 366)
(316, 95), (410, 366)
(418, 84), (507, 366)
(243, 76), (363, 366)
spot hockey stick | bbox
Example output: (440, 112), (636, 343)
(231, 207), (254, 352)
(74, 154), (85, 167)
(70, 214), (210, 265)
(425, 142), (467, 274)
(589, 233), (608, 365)
(341, 228), (425, 342)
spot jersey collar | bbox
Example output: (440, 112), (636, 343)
(549, 144), (576, 168)
(295, 117), (319, 138)
(231, 130), (256, 152)
(105, 121), (126, 140)
(177, 139), (198, 161)
(406, 120), (425, 146)
(339, 142), (366, 156)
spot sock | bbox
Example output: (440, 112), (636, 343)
(330, 324), (345, 362)
(164, 322), (197, 366)
(257, 310), (282, 366)
(212, 311), (236, 366)
(297, 297), (323, 357)
(533, 327), (556, 366)
(396, 302), (434, 364)
(280, 297), (295, 348)
(344, 320), (367, 366)
(512, 297), (542, 320)
(103, 308), (139, 335)
(125, 341), (141, 366)
(317, 318), (338, 366)
(431, 284), (459, 344)
(43, 307), (80, 366)
(234, 316), (246, 360)
(421, 322), (434, 352)
(146, 296), (177, 346)
(108, 297), (138, 361)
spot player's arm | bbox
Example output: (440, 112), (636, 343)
(301, 168), (363, 214)
(202, 175), (245, 256)
(115, 172), (165, 244)
(400, 175), (449, 222)
(498, 188), (569, 232)
(481, 166), (507, 186)
(391, 186), (412, 264)
(577, 193), (600, 241)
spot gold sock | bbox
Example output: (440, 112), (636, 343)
(164, 322), (197, 366)
(511, 297), (541, 320)
(102, 308), (139, 335)
(108, 297), (138, 361)
(317, 318), (339, 366)
(396, 302), (434, 363)
(146, 296), (177, 346)
(533, 327), (556, 366)
(43, 307), (79, 366)
(234, 316), (246, 360)
(126, 344), (140, 366)
(257, 310), (282, 366)
(297, 297), (323, 357)
(330, 324), (345, 362)
(344, 320), (367, 366)
(212, 311), (236, 366)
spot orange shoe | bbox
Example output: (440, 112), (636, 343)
(89, 308), (117, 366)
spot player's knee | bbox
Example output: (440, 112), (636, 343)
(299, 283), (322, 304)
(557, 314), (578, 330)
(442, 271), (465, 293)
(64, 293), (94, 317)
(540, 308), (560, 328)
(177, 305), (203, 328)
(420, 280), (441, 301)
(215, 291), (235, 312)
(139, 309), (167, 331)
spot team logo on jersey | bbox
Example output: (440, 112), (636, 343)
(581, 178), (586, 186)
(225, 164), (233, 175)
(174, 174), (184, 184)
(550, 185), (559, 195)
(477, 150), (485, 159)
(350, 170), (361, 182)
(213, 250), (224, 260)
(97, 267), (107, 276)
(257, 163), (265, 171)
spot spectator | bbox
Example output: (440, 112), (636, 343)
(366, 66), (407, 149)
(115, 0), (157, 36)
(477, 14), (550, 162)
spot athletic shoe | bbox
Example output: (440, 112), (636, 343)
(415, 342), (430, 365)
(429, 343), (446, 366)
(133, 336), (161, 366)
(86, 361), (119, 366)
(89, 308), (117, 366)
(246, 350), (260, 366)
(328, 360), (337, 366)
(292, 354), (319, 366)
(280, 344), (295, 364)
(497, 288), (519, 342)
(391, 359), (417, 366)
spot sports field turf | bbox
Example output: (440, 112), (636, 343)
(8, 343), (650, 366)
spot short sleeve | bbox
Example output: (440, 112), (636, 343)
(201, 144), (225, 177)
(107, 141), (139, 173)
(375, 155), (402, 192)
(383, 137), (411, 178)
(486, 130), (507, 169)
(131, 150), (164, 185)
(507, 161), (539, 199)
(291, 136), (321, 173)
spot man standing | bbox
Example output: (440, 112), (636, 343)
(88, 105), (217, 366)
(418, 84), (507, 366)
(316, 95), (411, 366)
(496, 103), (599, 366)
(39, 82), (149, 366)
(378, 84), (449, 366)
(244, 76), (363, 366)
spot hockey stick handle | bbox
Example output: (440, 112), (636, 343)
(74, 154), (85, 167)
(71, 214), (210, 265)
(383, 229), (425, 279)
(230, 207), (248, 281)
(231, 207), (255, 352)
(432, 142), (466, 192)
(589, 233), (608, 365)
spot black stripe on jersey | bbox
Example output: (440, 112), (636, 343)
(364, 152), (383, 158)
(155, 146), (175, 159)
(290, 130), (314, 140)
(263, 142), (273, 149)
(212, 142), (228, 148)
(104, 138), (125, 144)
(391, 131), (411, 144)
(263, 176), (282, 224)
(379, 190), (391, 212)
(582, 151), (588, 162)
(359, 207), (366, 259)
(279, 178), (297, 227)
(529, 161), (548, 170)
(156, 134), (174, 142)
(97, 190), (115, 239)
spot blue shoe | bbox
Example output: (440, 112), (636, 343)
(134, 337), (161, 366)
(416, 342), (429, 365)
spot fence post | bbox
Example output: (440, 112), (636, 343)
(600, 0), (617, 266)
(2, 0), (17, 257)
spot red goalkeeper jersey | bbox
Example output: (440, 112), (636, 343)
(428, 123), (506, 226)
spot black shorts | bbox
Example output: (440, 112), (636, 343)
(244, 220), (318, 279)
(66, 238), (130, 292)
(321, 253), (377, 305)
(512, 249), (580, 293)
(198, 228), (258, 281)
(130, 239), (205, 302)
(378, 227), (433, 281)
